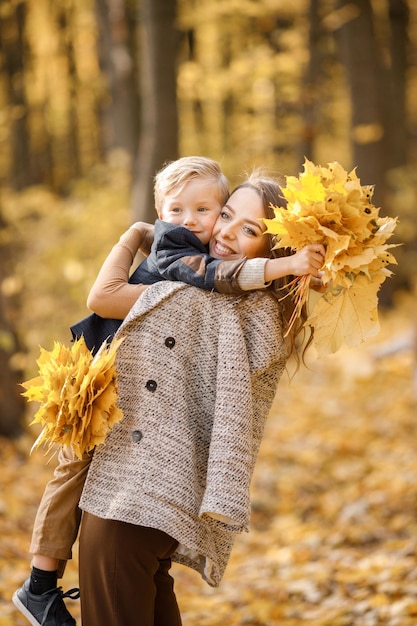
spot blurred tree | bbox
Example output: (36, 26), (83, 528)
(95, 0), (139, 159)
(0, 3), (28, 434)
(47, 1), (82, 188)
(299, 0), (323, 164)
(1, 0), (414, 209)
(334, 0), (411, 303)
(335, 0), (387, 205)
(0, 1), (34, 189)
(0, 210), (25, 437)
(335, 0), (411, 187)
(385, 0), (409, 169)
(131, 0), (179, 221)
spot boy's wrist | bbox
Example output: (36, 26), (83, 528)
(238, 258), (270, 290)
(117, 227), (144, 260)
(264, 257), (291, 282)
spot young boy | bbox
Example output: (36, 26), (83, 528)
(69, 156), (265, 353)
(14, 156), (324, 626)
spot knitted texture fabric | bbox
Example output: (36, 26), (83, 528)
(79, 281), (287, 586)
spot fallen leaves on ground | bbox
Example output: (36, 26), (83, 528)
(0, 297), (416, 625)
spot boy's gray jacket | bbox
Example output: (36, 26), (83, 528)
(80, 281), (287, 586)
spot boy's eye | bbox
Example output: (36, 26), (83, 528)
(198, 206), (208, 212)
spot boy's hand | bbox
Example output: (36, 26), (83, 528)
(310, 272), (327, 293)
(132, 222), (155, 256)
(289, 244), (325, 277)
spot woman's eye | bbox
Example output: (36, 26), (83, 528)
(220, 211), (230, 220)
(244, 226), (256, 236)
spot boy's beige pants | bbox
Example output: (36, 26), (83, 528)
(29, 446), (92, 577)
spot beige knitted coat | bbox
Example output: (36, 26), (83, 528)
(79, 281), (288, 586)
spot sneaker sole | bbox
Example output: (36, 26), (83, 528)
(12, 591), (42, 626)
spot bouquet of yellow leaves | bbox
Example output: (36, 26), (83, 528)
(263, 159), (398, 356)
(22, 336), (124, 459)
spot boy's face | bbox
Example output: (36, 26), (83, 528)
(158, 179), (222, 245)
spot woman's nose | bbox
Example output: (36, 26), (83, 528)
(220, 223), (235, 239)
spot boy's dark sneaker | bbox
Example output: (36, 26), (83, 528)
(12, 578), (79, 626)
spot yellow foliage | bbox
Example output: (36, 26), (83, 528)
(21, 336), (124, 459)
(305, 275), (381, 354)
(263, 159), (399, 355)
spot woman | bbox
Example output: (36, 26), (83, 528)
(78, 173), (324, 626)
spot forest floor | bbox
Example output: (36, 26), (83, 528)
(1, 292), (416, 626)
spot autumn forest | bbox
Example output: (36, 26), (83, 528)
(1, 0), (417, 624)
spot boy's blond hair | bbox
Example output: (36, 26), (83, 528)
(154, 156), (229, 212)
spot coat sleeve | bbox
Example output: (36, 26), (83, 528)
(199, 295), (287, 530)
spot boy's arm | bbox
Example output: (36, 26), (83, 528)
(236, 245), (326, 291)
(153, 222), (270, 294)
(87, 223), (154, 319)
(155, 223), (325, 294)
(263, 245), (325, 281)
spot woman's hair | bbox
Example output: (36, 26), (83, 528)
(154, 156), (229, 212)
(233, 170), (312, 362)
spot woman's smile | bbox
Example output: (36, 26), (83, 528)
(210, 239), (236, 257)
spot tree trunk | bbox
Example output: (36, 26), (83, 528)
(95, 0), (140, 160)
(386, 0), (410, 169)
(335, 0), (387, 206)
(298, 0), (323, 165)
(0, 209), (25, 438)
(48, 1), (82, 189)
(0, 2), (34, 189)
(131, 0), (179, 223)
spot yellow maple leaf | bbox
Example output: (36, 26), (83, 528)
(284, 171), (327, 206)
(262, 159), (398, 354)
(264, 211), (323, 249)
(22, 336), (124, 459)
(306, 275), (381, 355)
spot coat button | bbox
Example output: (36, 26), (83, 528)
(131, 430), (142, 443)
(145, 379), (157, 392)
(165, 337), (175, 349)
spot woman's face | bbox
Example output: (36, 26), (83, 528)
(209, 187), (271, 260)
